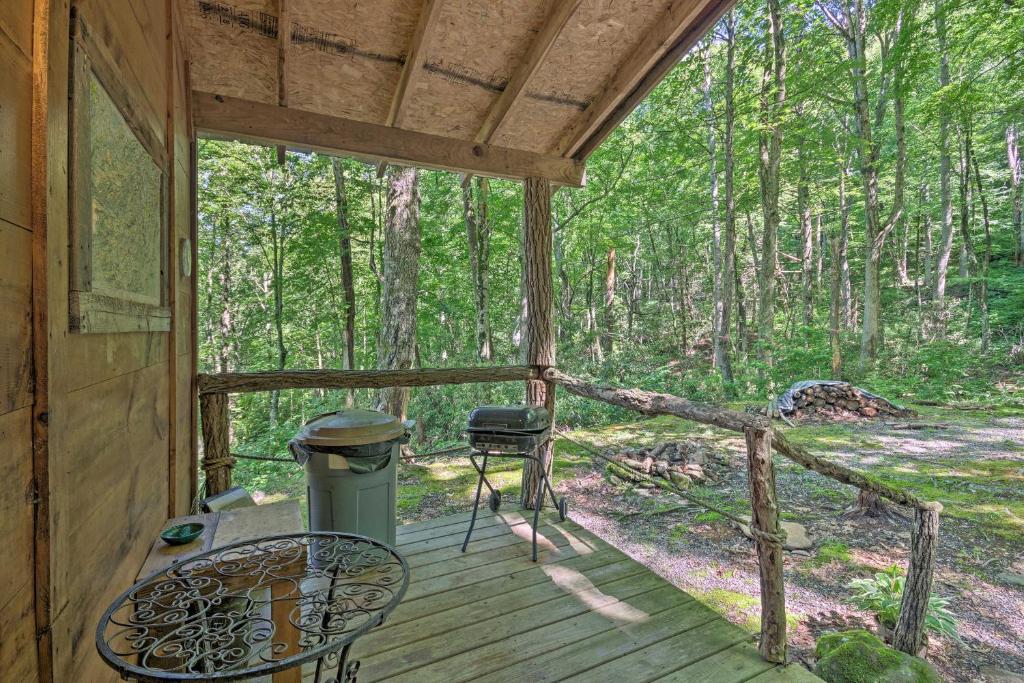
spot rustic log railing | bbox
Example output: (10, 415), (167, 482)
(541, 368), (941, 658)
(196, 364), (941, 659)
(197, 365), (541, 499)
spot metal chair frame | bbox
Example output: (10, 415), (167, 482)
(460, 438), (566, 562)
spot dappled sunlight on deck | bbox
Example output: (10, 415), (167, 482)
(323, 507), (821, 683)
(542, 561), (651, 625)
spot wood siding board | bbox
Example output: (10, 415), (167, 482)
(0, 407), (35, 617)
(0, 30), (33, 229)
(0, 220), (33, 414)
(0, 579), (39, 681)
(37, 0), (193, 678)
(0, 0), (32, 58)
(50, 364), (169, 681)
(62, 333), (169, 393)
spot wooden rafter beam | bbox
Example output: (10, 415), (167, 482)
(194, 91), (587, 186)
(556, 0), (733, 159)
(475, 0), (582, 145)
(275, 0), (290, 164)
(387, 0), (443, 128)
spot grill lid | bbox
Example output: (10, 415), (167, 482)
(297, 409), (405, 447)
(467, 405), (550, 433)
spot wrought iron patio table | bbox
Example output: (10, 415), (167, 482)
(96, 532), (408, 682)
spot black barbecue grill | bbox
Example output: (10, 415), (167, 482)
(461, 405), (567, 562)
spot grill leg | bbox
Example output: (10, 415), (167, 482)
(542, 469), (560, 510)
(531, 457), (544, 562)
(462, 453), (489, 553)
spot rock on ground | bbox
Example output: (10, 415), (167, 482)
(814, 630), (941, 683)
(738, 514), (815, 551)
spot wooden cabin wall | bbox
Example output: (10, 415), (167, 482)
(0, 1), (197, 681)
(0, 1), (40, 680)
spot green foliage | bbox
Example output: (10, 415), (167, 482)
(847, 566), (960, 642)
(810, 539), (853, 568)
(814, 630), (941, 683)
(196, 0), (1024, 493)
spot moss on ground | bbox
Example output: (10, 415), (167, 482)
(810, 539), (853, 568)
(695, 588), (802, 633)
(814, 630), (940, 682)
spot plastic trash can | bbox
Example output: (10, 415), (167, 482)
(288, 409), (410, 546)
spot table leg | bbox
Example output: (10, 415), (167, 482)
(271, 579), (302, 683)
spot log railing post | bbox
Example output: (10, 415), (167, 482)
(892, 503), (942, 654)
(521, 176), (555, 509)
(199, 392), (233, 497)
(744, 426), (787, 663)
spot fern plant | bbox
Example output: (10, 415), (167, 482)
(847, 565), (961, 643)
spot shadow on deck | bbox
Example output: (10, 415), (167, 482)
(343, 508), (822, 682)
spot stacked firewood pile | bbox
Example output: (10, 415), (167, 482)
(606, 441), (725, 488)
(759, 383), (915, 420)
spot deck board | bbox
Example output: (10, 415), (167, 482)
(338, 508), (819, 682)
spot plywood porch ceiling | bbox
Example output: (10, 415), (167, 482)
(182, 0), (733, 184)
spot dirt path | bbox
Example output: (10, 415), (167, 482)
(557, 408), (1024, 682)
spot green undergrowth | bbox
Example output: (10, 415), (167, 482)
(695, 588), (803, 634)
(809, 540), (854, 568)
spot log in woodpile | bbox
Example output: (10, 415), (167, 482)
(755, 382), (915, 421)
(606, 440), (726, 489)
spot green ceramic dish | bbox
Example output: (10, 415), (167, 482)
(160, 522), (205, 546)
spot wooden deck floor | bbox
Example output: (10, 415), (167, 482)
(341, 508), (821, 683)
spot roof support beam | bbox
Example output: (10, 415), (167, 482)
(387, 0), (443, 128)
(275, 0), (290, 164)
(194, 91), (587, 186)
(556, 0), (729, 158)
(475, 0), (582, 145)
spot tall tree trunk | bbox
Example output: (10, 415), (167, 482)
(816, 215), (824, 288)
(921, 183), (933, 294)
(830, 235), (843, 378)
(704, 38), (732, 382)
(217, 216), (236, 375)
(270, 206), (287, 426)
(838, 151), (854, 328)
(722, 12), (738, 377)
(846, 0), (884, 366)
(958, 131), (976, 279)
(464, 177), (494, 361)
(797, 140), (813, 331)
(332, 158), (357, 406)
(933, 0), (954, 303)
(971, 135), (993, 352)
(377, 166), (421, 429)
(601, 247), (616, 355)
(1008, 124), (1023, 266)
(756, 0), (786, 365)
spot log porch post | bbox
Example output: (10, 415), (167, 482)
(521, 176), (555, 509)
(199, 392), (233, 497)
(744, 426), (787, 663)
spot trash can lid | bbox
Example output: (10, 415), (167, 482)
(297, 409), (406, 447)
